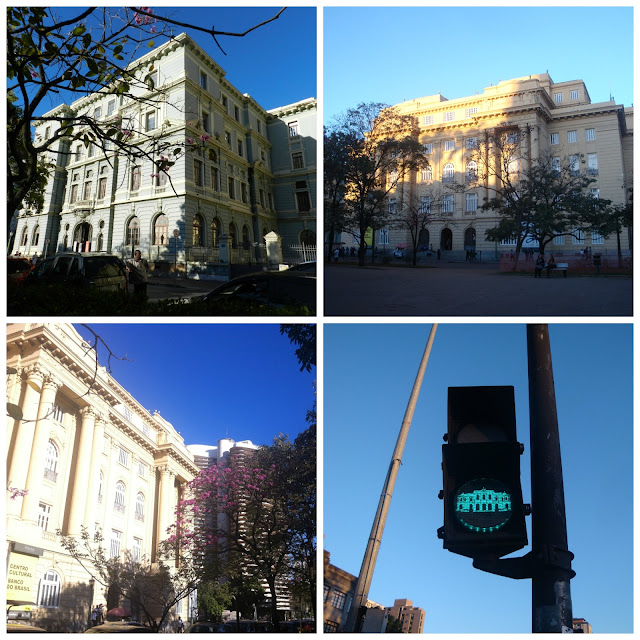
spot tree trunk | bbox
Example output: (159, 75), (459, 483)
(267, 577), (280, 632)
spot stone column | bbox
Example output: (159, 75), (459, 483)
(156, 466), (175, 545)
(83, 416), (107, 530)
(21, 374), (61, 523)
(6, 365), (23, 452)
(68, 406), (97, 535)
(7, 366), (44, 518)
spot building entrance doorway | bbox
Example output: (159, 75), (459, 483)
(418, 229), (430, 250)
(464, 227), (476, 250)
(73, 222), (92, 252)
(440, 228), (452, 251)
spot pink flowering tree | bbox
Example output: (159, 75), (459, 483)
(167, 454), (293, 630)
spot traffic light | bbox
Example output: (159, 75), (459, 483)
(439, 386), (528, 558)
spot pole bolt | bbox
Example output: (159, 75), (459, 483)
(438, 490), (444, 500)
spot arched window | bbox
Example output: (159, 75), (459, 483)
(443, 163), (455, 183)
(154, 214), (169, 246)
(32, 225), (40, 245)
(300, 230), (316, 246)
(211, 218), (220, 247)
(114, 481), (126, 512)
(37, 570), (61, 608)
(97, 233), (104, 252)
(229, 223), (237, 249)
(466, 161), (478, 181)
(126, 217), (140, 246)
(20, 226), (29, 246)
(193, 214), (204, 247)
(421, 166), (432, 181)
(44, 440), (59, 482)
(135, 492), (145, 521)
(242, 224), (250, 249)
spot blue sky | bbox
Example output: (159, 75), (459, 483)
(27, 6), (316, 117)
(324, 323), (633, 633)
(324, 6), (634, 122)
(74, 323), (316, 448)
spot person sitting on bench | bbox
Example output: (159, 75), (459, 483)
(546, 254), (556, 277)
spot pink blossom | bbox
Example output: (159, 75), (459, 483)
(200, 134), (210, 142)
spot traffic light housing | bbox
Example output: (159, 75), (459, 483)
(439, 386), (528, 558)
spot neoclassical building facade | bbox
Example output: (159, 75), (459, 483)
(6, 323), (199, 631)
(13, 33), (316, 269)
(335, 73), (632, 261)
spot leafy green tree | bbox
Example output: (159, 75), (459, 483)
(197, 580), (233, 622)
(325, 103), (427, 266)
(386, 614), (403, 633)
(280, 324), (316, 372)
(323, 127), (351, 260)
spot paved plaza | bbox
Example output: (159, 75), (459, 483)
(324, 263), (633, 317)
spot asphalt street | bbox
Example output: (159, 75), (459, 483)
(324, 264), (633, 317)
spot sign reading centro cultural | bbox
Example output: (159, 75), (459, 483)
(7, 543), (43, 603)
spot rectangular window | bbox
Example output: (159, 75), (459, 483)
(202, 111), (210, 133)
(94, 106), (102, 120)
(288, 121), (299, 136)
(465, 107), (478, 118)
(83, 181), (92, 200)
(421, 167), (432, 181)
(199, 71), (207, 90)
(420, 196), (431, 214)
(107, 99), (116, 116)
(75, 145), (83, 162)
(225, 131), (231, 148)
(573, 229), (585, 245)
(569, 154), (580, 175)
(568, 130), (577, 143)
(465, 193), (478, 212)
(157, 170), (167, 187)
(296, 191), (311, 212)
(132, 537), (142, 563)
(53, 405), (65, 423)
(444, 110), (456, 122)
(241, 183), (248, 203)
(118, 447), (129, 467)
(570, 90), (579, 100)
(422, 143), (433, 154)
(388, 198), (396, 215)
(587, 153), (598, 175)
(506, 131), (518, 144)
(70, 184), (78, 204)
(259, 189), (265, 207)
(292, 151), (304, 169)
(550, 133), (559, 145)
(554, 92), (563, 103)
(131, 166), (141, 191)
(379, 228), (389, 245)
(38, 503), (51, 530)
(442, 194), (454, 213)
(146, 111), (156, 132)
(237, 140), (243, 157)
(222, 95), (228, 110)
(553, 235), (565, 246)
(590, 188), (600, 199)
(137, 461), (146, 478)
(257, 120), (262, 134)
(211, 167), (219, 191)
(466, 137), (477, 149)
(324, 585), (330, 602)
(88, 144), (95, 158)
(551, 156), (561, 174)
(330, 590), (347, 610)
(228, 177), (235, 199)
(592, 230), (604, 245)
(422, 115), (434, 126)
(324, 621), (339, 633)
(110, 530), (122, 558)
(585, 128), (596, 141)
(194, 159), (203, 187)
(444, 140), (455, 152)
(234, 106), (240, 121)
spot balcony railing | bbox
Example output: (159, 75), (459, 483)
(114, 503), (126, 514)
(44, 468), (58, 483)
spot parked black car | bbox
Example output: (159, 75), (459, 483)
(199, 271), (316, 313)
(25, 252), (128, 292)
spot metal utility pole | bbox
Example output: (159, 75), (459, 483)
(344, 324), (438, 633)
(526, 324), (574, 633)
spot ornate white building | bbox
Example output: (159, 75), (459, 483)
(6, 323), (199, 631)
(13, 33), (316, 271)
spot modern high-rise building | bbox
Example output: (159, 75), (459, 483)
(6, 323), (199, 631)
(13, 33), (316, 270)
(387, 598), (425, 634)
(334, 73), (632, 261)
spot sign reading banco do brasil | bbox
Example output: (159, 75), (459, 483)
(454, 478), (513, 533)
